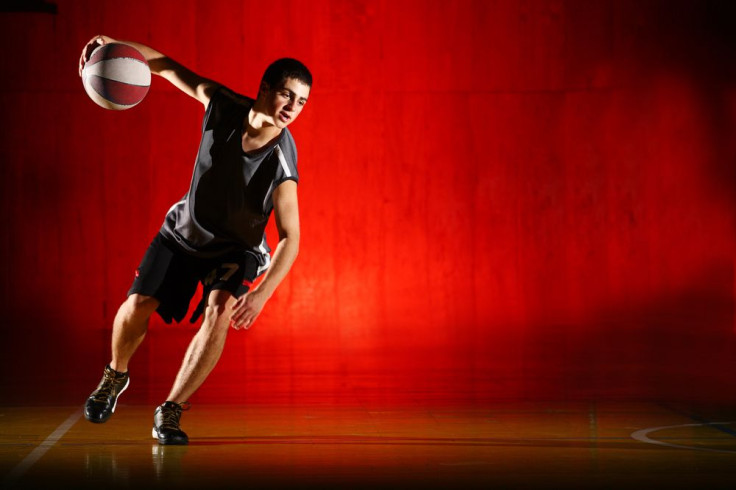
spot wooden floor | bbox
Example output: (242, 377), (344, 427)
(1, 401), (735, 489)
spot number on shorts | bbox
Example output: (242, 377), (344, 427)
(220, 263), (239, 281)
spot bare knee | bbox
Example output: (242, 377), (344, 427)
(119, 294), (159, 322)
(203, 304), (230, 331)
(201, 290), (235, 332)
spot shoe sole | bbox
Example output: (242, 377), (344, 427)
(111, 377), (130, 414)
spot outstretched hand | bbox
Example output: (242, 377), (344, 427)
(230, 289), (268, 330)
(78, 35), (109, 77)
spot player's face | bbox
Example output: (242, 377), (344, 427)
(265, 78), (310, 128)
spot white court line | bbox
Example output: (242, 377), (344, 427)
(2, 408), (82, 487)
(631, 421), (736, 454)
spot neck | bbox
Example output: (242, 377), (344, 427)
(242, 103), (282, 154)
(245, 100), (281, 138)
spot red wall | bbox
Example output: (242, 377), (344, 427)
(1, 0), (735, 405)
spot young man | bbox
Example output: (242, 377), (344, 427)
(78, 35), (311, 445)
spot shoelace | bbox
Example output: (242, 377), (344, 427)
(160, 402), (191, 430)
(91, 371), (125, 403)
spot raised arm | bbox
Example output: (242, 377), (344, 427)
(78, 35), (220, 108)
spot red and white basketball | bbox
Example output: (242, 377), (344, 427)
(82, 43), (151, 110)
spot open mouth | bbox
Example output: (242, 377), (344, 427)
(279, 112), (292, 123)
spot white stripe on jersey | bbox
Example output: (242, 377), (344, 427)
(263, 182), (274, 211)
(257, 239), (271, 275)
(275, 145), (292, 178)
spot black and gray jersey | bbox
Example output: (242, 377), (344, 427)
(160, 86), (298, 271)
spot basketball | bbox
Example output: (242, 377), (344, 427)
(81, 43), (151, 110)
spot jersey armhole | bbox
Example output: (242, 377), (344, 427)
(274, 176), (299, 188)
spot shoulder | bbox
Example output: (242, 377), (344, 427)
(273, 130), (299, 182)
(278, 128), (297, 161)
(207, 86), (253, 115)
(279, 128), (296, 157)
(204, 86), (253, 128)
(216, 86), (253, 106)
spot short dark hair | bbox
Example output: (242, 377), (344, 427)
(261, 58), (313, 89)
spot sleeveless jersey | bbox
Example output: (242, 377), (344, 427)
(160, 86), (299, 270)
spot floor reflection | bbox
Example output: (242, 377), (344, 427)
(150, 444), (188, 481)
(75, 442), (189, 488)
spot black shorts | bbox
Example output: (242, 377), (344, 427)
(128, 233), (262, 324)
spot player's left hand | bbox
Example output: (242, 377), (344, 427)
(78, 35), (109, 77)
(230, 289), (268, 330)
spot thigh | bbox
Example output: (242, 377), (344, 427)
(189, 250), (261, 323)
(201, 251), (261, 299)
(203, 289), (237, 323)
(120, 293), (161, 318)
(128, 234), (200, 324)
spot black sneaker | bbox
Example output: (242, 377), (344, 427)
(152, 401), (190, 445)
(84, 365), (130, 423)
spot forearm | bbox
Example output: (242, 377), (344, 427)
(94, 35), (165, 71)
(89, 35), (217, 104)
(254, 235), (299, 299)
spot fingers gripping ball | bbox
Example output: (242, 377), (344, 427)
(82, 43), (151, 110)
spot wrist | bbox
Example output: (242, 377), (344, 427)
(252, 284), (274, 300)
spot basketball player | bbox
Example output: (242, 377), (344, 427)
(78, 35), (310, 445)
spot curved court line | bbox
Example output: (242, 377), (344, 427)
(2, 409), (82, 486)
(631, 422), (736, 454)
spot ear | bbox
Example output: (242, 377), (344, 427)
(258, 81), (270, 97)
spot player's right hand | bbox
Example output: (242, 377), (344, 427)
(230, 288), (268, 330)
(78, 35), (110, 77)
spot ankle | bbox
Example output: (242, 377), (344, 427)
(164, 400), (190, 408)
(107, 363), (128, 376)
